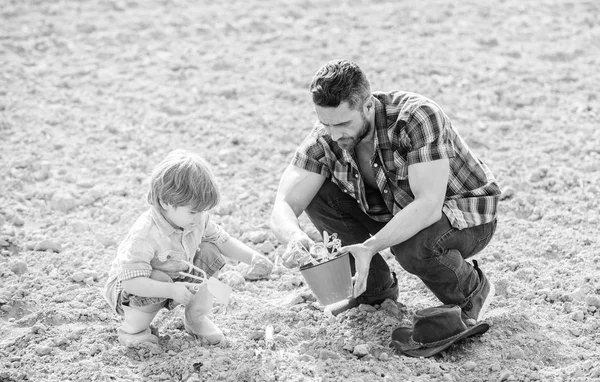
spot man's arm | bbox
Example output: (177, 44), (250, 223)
(270, 164), (326, 246)
(341, 158), (450, 296)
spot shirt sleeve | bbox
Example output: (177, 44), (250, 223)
(116, 237), (154, 282)
(202, 214), (231, 244)
(290, 126), (332, 178)
(404, 103), (455, 166)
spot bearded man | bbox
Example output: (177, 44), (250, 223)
(270, 59), (500, 323)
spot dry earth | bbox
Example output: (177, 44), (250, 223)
(1, 0), (600, 381)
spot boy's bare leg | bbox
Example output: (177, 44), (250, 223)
(184, 283), (223, 345)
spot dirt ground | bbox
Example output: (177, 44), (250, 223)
(1, 0), (600, 381)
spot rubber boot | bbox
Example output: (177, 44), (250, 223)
(184, 283), (224, 345)
(118, 305), (160, 348)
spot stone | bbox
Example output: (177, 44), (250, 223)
(319, 349), (340, 360)
(245, 231), (269, 244)
(35, 240), (62, 253)
(259, 241), (275, 254)
(358, 304), (377, 313)
(220, 271), (245, 286)
(586, 295), (600, 308)
(352, 344), (370, 358)
(380, 299), (402, 316)
(95, 234), (116, 247)
(35, 345), (52, 356)
(50, 192), (77, 213)
(10, 261), (27, 275)
(566, 288), (586, 302)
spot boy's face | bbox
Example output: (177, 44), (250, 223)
(162, 203), (204, 230)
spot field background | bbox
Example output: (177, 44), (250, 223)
(1, 0), (600, 381)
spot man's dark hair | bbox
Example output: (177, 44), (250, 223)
(310, 59), (371, 110)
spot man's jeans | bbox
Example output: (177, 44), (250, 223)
(305, 180), (497, 307)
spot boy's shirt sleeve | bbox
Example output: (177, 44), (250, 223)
(201, 214), (231, 245)
(116, 237), (155, 282)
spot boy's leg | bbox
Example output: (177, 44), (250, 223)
(184, 283), (224, 345)
(391, 215), (497, 323)
(304, 180), (398, 313)
(118, 270), (171, 347)
(184, 243), (225, 345)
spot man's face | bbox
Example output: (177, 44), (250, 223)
(315, 101), (371, 151)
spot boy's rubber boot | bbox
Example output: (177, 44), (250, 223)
(184, 283), (224, 345)
(118, 305), (160, 348)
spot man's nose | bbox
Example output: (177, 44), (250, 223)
(330, 130), (342, 141)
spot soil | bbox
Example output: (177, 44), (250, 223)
(1, 0), (600, 381)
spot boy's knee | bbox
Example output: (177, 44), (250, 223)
(150, 270), (173, 283)
(199, 242), (220, 256)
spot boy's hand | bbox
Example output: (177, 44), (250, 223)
(245, 253), (274, 280)
(170, 282), (195, 305)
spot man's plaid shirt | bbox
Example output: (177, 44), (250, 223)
(292, 91), (500, 230)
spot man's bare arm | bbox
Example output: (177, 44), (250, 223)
(269, 164), (325, 245)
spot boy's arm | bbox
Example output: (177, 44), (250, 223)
(216, 237), (274, 280)
(121, 277), (194, 305)
(121, 277), (176, 298)
(215, 236), (259, 265)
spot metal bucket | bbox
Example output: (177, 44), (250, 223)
(299, 252), (353, 305)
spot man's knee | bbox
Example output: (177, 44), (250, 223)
(391, 244), (434, 276)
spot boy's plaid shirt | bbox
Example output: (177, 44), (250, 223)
(292, 91), (500, 230)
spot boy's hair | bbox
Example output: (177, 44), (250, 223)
(309, 59), (371, 110)
(147, 149), (220, 212)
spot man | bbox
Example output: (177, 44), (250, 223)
(270, 59), (500, 323)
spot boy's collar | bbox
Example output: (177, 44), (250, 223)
(151, 207), (180, 235)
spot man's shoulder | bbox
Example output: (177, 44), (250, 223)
(297, 122), (333, 153)
(374, 90), (435, 110)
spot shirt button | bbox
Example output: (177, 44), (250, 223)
(354, 174), (358, 178)
(373, 163), (378, 167)
(384, 189), (389, 194)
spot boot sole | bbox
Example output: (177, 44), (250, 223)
(476, 281), (495, 321)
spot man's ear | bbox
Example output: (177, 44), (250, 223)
(364, 100), (373, 114)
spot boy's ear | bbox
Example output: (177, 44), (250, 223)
(158, 199), (169, 210)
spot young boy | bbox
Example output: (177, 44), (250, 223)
(104, 149), (273, 348)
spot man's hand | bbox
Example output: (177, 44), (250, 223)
(339, 243), (377, 298)
(281, 231), (315, 268)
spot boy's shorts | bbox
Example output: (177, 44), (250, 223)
(116, 243), (225, 315)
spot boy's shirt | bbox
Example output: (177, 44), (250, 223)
(104, 207), (230, 312)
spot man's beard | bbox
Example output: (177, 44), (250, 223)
(337, 113), (371, 150)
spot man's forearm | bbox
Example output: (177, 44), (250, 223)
(364, 198), (442, 253)
(269, 201), (305, 244)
